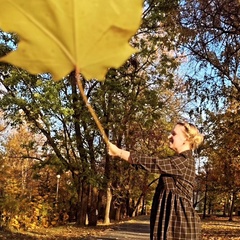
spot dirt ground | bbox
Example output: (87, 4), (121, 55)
(1, 215), (240, 239)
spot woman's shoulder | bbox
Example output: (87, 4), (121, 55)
(179, 150), (193, 159)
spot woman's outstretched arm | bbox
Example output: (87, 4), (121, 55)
(108, 142), (130, 162)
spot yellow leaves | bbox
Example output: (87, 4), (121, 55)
(0, 0), (142, 81)
(202, 218), (240, 239)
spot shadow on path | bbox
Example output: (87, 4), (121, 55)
(87, 215), (150, 240)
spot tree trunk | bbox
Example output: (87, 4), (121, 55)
(203, 170), (209, 219)
(141, 197), (146, 215)
(229, 192), (236, 221)
(115, 206), (121, 221)
(88, 186), (98, 226)
(132, 177), (159, 216)
(104, 150), (112, 224)
(104, 185), (112, 224)
(76, 179), (89, 226)
(203, 187), (207, 219)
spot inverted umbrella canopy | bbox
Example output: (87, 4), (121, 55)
(0, 0), (142, 81)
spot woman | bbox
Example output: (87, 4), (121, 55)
(108, 122), (204, 240)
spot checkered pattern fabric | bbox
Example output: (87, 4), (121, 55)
(129, 150), (201, 240)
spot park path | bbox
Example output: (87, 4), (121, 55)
(88, 215), (150, 240)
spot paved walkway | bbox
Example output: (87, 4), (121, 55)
(88, 215), (150, 240)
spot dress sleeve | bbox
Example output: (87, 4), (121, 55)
(129, 151), (188, 176)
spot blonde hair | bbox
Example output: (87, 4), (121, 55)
(177, 122), (204, 150)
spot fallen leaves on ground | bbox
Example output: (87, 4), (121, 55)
(201, 216), (240, 240)
(0, 224), (110, 239)
(1, 216), (240, 239)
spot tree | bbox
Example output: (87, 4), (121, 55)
(0, 0), (187, 226)
(205, 107), (240, 220)
(173, 0), (240, 219)
(178, 0), (240, 112)
(97, 0), (188, 221)
(1, 125), (41, 229)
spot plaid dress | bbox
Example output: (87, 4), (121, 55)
(129, 150), (201, 240)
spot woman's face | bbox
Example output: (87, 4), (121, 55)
(168, 124), (190, 153)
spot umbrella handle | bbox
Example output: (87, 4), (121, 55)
(75, 69), (109, 145)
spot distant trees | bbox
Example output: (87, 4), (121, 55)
(197, 106), (240, 220)
(177, 0), (240, 220)
(0, 124), (78, 229)
(179, 0), (240, 111)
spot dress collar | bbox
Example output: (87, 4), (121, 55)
(179, 150), (192, 158)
